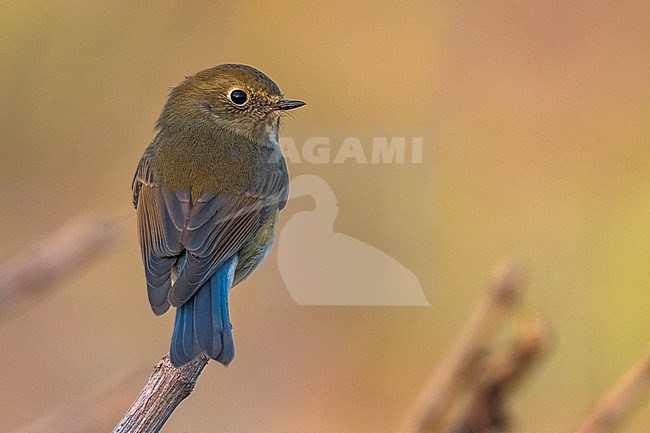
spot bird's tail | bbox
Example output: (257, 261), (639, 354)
(169, 256), (238, 367)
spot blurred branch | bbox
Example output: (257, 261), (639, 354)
(573, 346), (650, 433)
(403, 262), (526, 433)
(8, 367), (148, 433)
(112, 354), (208, 433)
(0, 213), (119, 312)
(449, 317), (551, 433)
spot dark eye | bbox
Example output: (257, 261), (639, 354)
(229, 89), (248, 105)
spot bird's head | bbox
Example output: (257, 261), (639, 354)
(157, 64), (304, 144)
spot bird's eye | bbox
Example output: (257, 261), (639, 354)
(229, 89), (248, 105)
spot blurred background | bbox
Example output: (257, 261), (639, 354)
(1, 1), (648, 432)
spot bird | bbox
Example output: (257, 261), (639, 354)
(131, 64), (304, 367)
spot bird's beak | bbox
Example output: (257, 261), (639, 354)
(273, 99), (305, 111)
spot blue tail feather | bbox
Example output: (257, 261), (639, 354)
(193, 279), (215, 356)
(170, 301), (187, 365)
(169, 256), (238, 367)
(213, 268), (235, 365)
(181, 298), (197, 359)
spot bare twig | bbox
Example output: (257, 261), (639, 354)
(8, 367), (149, 433)
(0, 213), (119, 312)
(112, 354), (209, 433)
(403, 262), (526, 433)
(573, 345), (650, 433)
(449, 317), (551, 433)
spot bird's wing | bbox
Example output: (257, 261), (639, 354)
(132, 143), (156, 208)
(133, 150), (186, 315)
(165, 191), (267, 306)
(133, 149), (289, 314)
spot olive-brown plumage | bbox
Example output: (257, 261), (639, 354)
(132, 64), (304, 367)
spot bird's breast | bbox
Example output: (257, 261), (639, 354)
(154, 126), (286, 196)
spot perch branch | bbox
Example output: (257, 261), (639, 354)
(112, 354), (209, 433)
(403, 262), (526, 433)
(0, 213), (118, 312)
(449, 317), (551, 433)
(573, 345), (650, 433)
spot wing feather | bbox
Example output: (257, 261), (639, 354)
(133, 140), (289, 314)
(168, 194), (265, 306)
